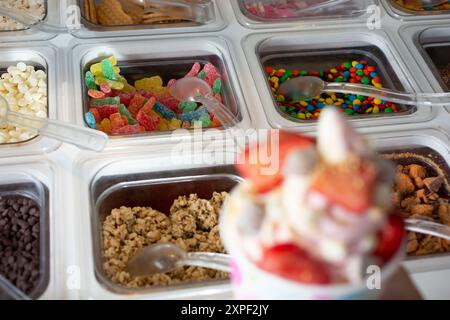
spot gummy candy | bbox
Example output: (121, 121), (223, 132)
(179, 101), (197, 113)
(108, 56), (117, 66)
(128, 93), (148, 117)
(90, 96), (121, 107)
(100, 83), (112, 95)
(101, 59), (118, 81)
(92, 105), (119, 119)
(153, 101), (176, 120)
(136, 108), (160, 131)
(95, 77), (124, 90)
(185, 62), (201, 78)
(85, 71), (97, 90)
(159, 96), (181, 113)
(88, 89), (106, 99)
(119, 91), (136, 106)
(168, 118), (182, 130)
(88, 107), (101, 123)
(112, 124), (146, 135)
(118, 104), (138, 125)
(197, 70), (206, 80)
(135, 76), (163, 91)
(85, 112), (97, 129)
(213, 78), (222, 95)
(100, 118), (112, 134)
(198, 113), (211, 128)
(203, 63), (222, 87)
(178, 108), (209, 122)
(110, 112), (127, 130)
(90, 63), (103, 77)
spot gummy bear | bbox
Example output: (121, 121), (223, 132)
(108, 55), (117, 66)
(90, 96), (121, 107)
(110, 113), (127, 130)
(136, 108), (160, 131)
(119, 91), (136, 106)
(185, 62), (201, 78)
(90, 62), (103, 77)
(198, 113), (212, 128)
(159, 96), (181, 113)
(118, 104), (138, 125)
(101, 59), (118, 81)
(168, 118), (182, 130)
(93, 105), (119, 119)
(128, 94), (149, 117)
(100, 118), (112, 134)
(135, 76), (163, 92)
(85, 71), (97, 90)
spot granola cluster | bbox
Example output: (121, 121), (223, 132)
(388, 158), (450, 255)
(102, 192), (229, 288)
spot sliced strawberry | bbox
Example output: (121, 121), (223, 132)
(235, 130), (315, 193)
(373, 213), (405, 263)
(258, 243), (331, 285)
(310, 160), (377, 214)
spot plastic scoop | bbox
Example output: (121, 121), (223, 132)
(169, 77), (240, 128)
(0, 96), (108, 151)
(0, 6), (66, 34)
(278, 76), (450, 107)
(125, 218), (449, 277)
(125, 243), (231, 277)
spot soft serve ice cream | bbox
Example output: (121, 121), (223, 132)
(223, 108), (405, 288)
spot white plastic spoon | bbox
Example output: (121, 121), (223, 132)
(0, 96), (107, 151)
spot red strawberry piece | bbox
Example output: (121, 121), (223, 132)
(258, 244), (331, 285)
(373, 213), (405, 263)
(236, 130), (315, 194)
(310, 160), (377, 214)
(92, 105), (119, 120)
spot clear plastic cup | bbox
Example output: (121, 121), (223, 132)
(220, 187), (406, 300)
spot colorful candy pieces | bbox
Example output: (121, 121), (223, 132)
(90, 96), (121, 107)
(118, 104), (138, 125)
(98, 118), (112, 134)
(202, 63), (222, 87)
(128, 93), (148, 117)
(92, 104), (119, 119)
(85, 112), (97, 129)
(185, 62), (201, 78)
(85, 71), (97, 90)
(179, 101), (197, 113)
(110, 112), (128, 130)
(178, 108), (209, 122)
(112, 124), (146, 135)
(153, 101), (176, 120)
(267, 60), (399, 120)
(101, 59), (118, 81)
(95, 77), (124, 90)
(88, 89), (106, 99)
(135, 76), (163, 92)
(136, 109), (160, 131)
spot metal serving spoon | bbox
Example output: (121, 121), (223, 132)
(0, 96), (107, 151)
(125, 219), (450, 277)
(278, 76), (450, 106)
(125, 243), (231, 277)
(0, 6), (66, 33)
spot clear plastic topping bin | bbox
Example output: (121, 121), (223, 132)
(0, 46), (61, 158)
(383, 0), (450, 20)
(242, 29), (432, 132)
(69, 37), (250, 148)
(231, 0), (376, 29)
(0, 160), (57, 300)
(67, 0), (226, 38)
